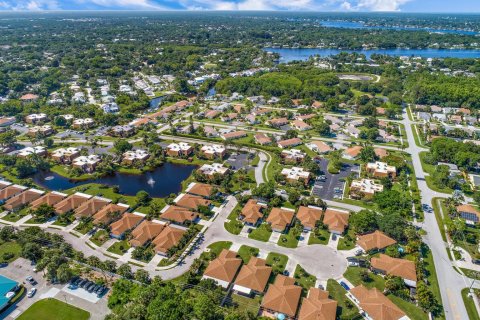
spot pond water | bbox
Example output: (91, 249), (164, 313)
(319, 20), (479, 36)
(265, 47), (480, 62)
(32, 162), (197, 198)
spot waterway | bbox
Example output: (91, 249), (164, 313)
(32, 162), (197, 198)
(265, 47), (480, 62)
(319, 20), (478, 36)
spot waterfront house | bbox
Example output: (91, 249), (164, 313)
(92, 203), (129, 226)
(30, 191), (67, 210)
(122, 149), (150, 165)
(4, 188), (44, 211)
(185, 182), (215, 198)
(74, 196), (111, 219)
(0, 185), (27, 204)
(159, 205), (199, 225)
(72, 155), (101, 173)
(54, 192), (92, 215)
(198, 163), (229, 179)
(200, 144), (226, 160)
(174, 193), (211, 211)
(51, 147), (80, 164)
(167, 142), (193, 157)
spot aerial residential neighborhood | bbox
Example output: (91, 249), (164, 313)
(0, 5), (478, 320)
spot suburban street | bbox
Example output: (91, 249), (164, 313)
(401, 108), (474, 320)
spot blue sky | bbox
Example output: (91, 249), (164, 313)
(0, 0), (479, 12)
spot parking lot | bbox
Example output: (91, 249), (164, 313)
(311, 159), (359, 200)
(226, 152), (251, 170)
(0, 258), (109, 320)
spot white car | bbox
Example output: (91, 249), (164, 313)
(27, 288), (36, 298)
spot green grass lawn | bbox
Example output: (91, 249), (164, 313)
(224, 207), (243, 235)
(0, 241), (21, 262)
(337, 230), (356, 250)
(422, 245), (444, 319)
(266, 252), (288, 274)
(308, 228), (330, 245)
(278, 229), (299, 248)
(90, 229), (109, 246)
(462, 288), (480, 320)
(294, 264), (316, 291)
(207, 241), (232, 256)
(229, 293), (262, 314)
(248, 223), (272, 242)
(388, 294), (428, 320)
(326, 279), (361, 320)
(343, 267), (385, 291)
(74, 220), (94, 234)
(237, 245), (259, 263)
(17, 298), (90, 320)
(460, 268), (480, 280)
(107, 240), (130, 255)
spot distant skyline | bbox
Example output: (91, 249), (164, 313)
(0, 0), (480, 12)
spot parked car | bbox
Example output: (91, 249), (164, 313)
(26, 276), (36, 285)
(27, 288), (37, 298)
(340, 281), (350, 291)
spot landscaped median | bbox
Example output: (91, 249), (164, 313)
(462, 288), (480, 320)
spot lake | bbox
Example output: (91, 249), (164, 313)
(32, 162), (197, 198)
(319, 20), (479, 36)
(265, 47), (480, 62)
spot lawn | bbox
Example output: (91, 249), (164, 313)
(224, 207), (243, 235)
(17, 298), (90, 320)
(293, 264), (317, 291)
(462, 288), (480, 320)
(229, 293), (262, 315)
(248, 223), (272, 242)
(237, 245), (259, 264)
(0, 241), (21, 262)
(278, 229), (299, 248)
(90, 230), (109, 247)
(107, 240), (130, 255)
(266, 252), (288, 274)
(308, 228), (330, 245)
(207, 241), (232, 256)
(422, 245), (444, 319)
(343, 267), (385, 291)
(337, 229), (356, 250)
(74, 220), (94, 234)
(326, 279), (361, 320)
(388, 294), (428, 320)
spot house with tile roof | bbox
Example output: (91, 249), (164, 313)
(371, 254), (417, 287)
(296, 206), (323, 231)
(298, 288), (337, 320)
(54, 192), (92, 215)
(202, 249), (242, 288)
(260, 275), (302, 320)
(185, 182), (215, 198)
(322, 208), (349, 235)
(239, 199), (267, 226)
(92, 203), (129, 226)
(174, 193), (211, 211)
(278, 138), (303, 149)
(233, 257), (272, 296)
(74, 196), (111, 219)
(357, 231), (397, 253)
(110, 212), (145, 239)
(159, 205), (199, 225)
(343, 146), (362, 160)
(347, 285), (409, 320)
(129, 220), (165, 247)
(4, 188), (44, 211)
(30, 191), (67, 210)
(255, 133), (273, 145)
(306, 141), (332, 154)
(221, 130), (247, 140)
(0, 185), (27, 204)
(266, 207), (295, 233)
(152, 225), (186, 256)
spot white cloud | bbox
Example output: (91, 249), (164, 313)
(72, 0), (168, 10)
(0, 0), (60, 10)
(355, 0), (411, 11)
(180, 0), (321, 11)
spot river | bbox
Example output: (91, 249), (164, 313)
(265, 47), (480, 62)
(319, 20), (479, 36)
